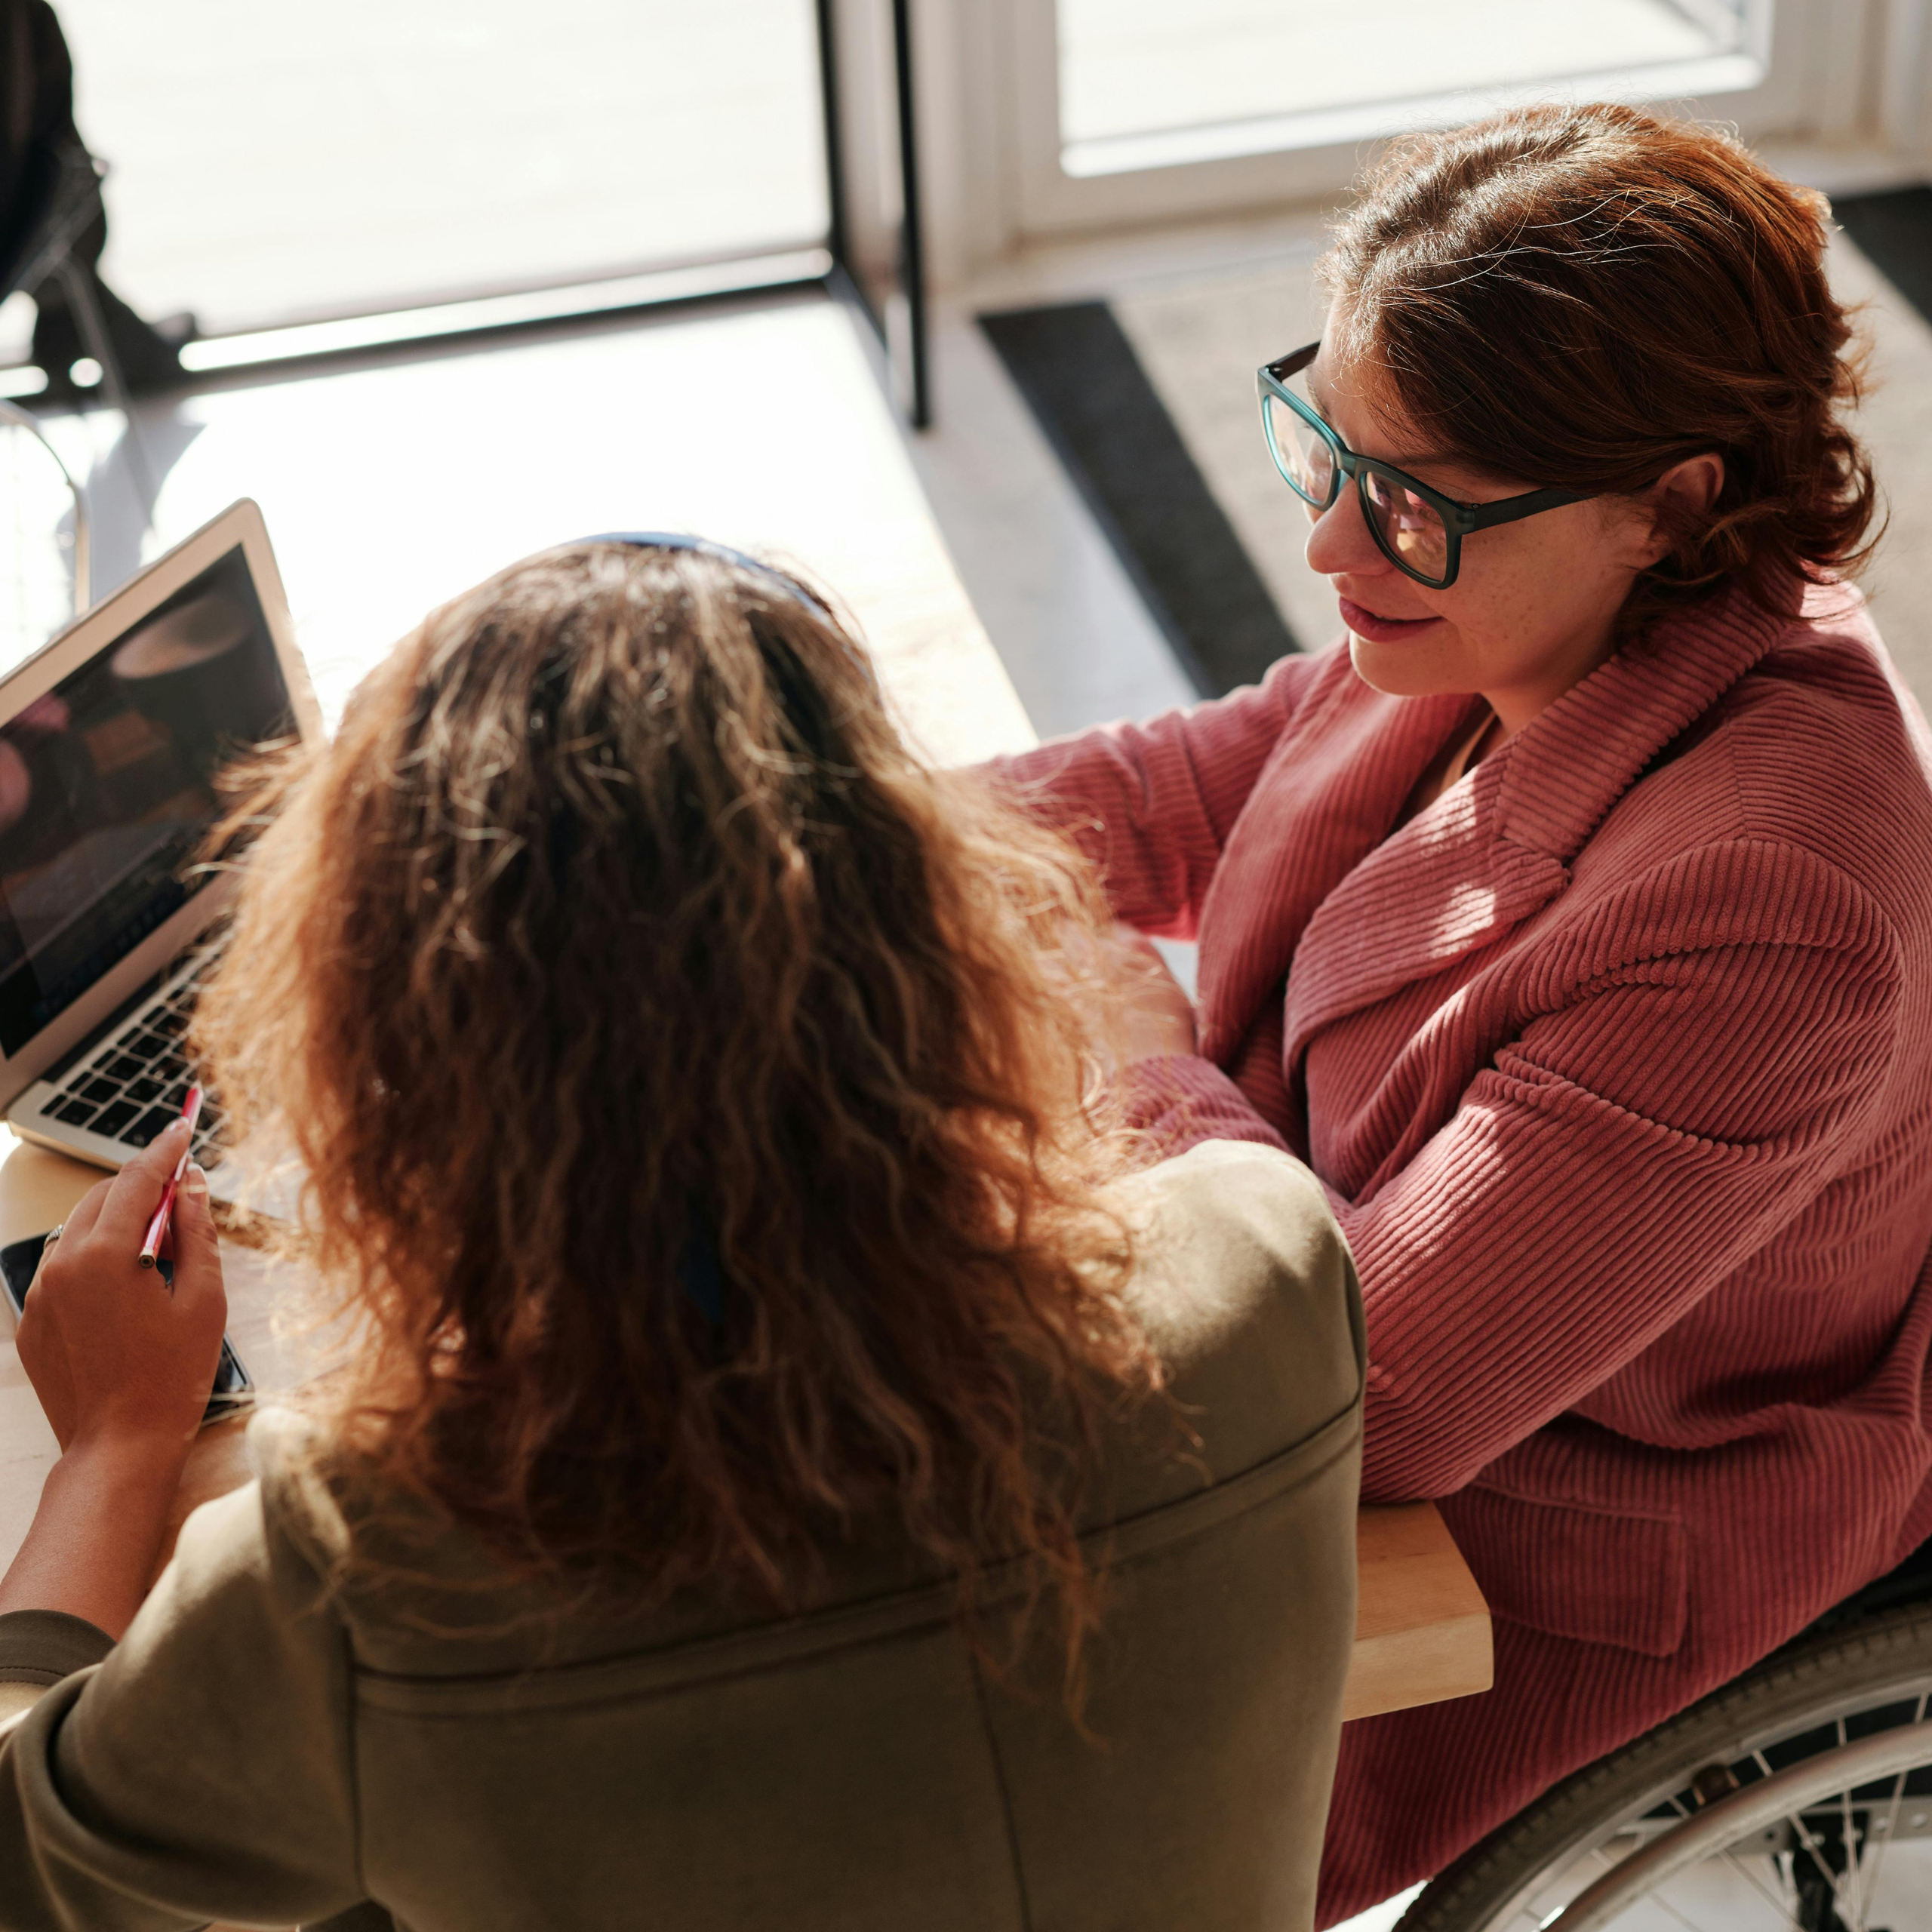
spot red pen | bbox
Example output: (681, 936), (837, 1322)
(139, 1085), (204, 1269)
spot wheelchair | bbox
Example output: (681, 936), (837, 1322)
(1398, 1533), (1932, 1932)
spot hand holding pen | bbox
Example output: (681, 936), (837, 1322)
(5, 1109), (228, 1632)
(140, 1087), (204, 1269)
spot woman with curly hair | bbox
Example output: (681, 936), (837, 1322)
(0, 538), (1363, 1930)
(997, 103), (1932, 1919)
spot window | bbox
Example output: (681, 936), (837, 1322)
(58, 1), (829, 333)
(1057, 0), (1761, 178)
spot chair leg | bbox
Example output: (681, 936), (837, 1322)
(53, 255), (156, 506)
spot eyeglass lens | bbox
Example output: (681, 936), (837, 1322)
(1266, 364), (1455, 586)
(1265, 392), (1337, 509)
(1361, 471), (1451, 583)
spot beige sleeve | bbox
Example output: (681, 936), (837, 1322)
(0, 1480), (367, 1929)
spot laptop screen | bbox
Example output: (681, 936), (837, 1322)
(0, 543), (294, 1055)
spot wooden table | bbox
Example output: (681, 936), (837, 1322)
(0, 1133), (1491, 1718)
(1348, 1500), (1492, 1719)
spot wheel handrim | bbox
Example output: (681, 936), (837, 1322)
(1546, 1719), (1932, 1931)
(1452, 1677), (1932, 1932)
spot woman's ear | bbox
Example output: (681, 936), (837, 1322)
(1632, 453), (1726, 568)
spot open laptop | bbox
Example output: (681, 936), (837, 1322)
(0, 500), (321, 1189)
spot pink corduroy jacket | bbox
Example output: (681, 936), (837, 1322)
(997, 580), (1932, 1924)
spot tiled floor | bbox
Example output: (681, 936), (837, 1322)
(903, 309), (1195, 740)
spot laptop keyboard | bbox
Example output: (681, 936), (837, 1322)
(38, 964), (226, 1159)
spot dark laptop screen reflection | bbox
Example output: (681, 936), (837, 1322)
(0, 546), (294, 1054)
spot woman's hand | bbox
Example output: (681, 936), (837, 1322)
(0, 1123), (227, 1636)
(16, 1119), (226, 1460)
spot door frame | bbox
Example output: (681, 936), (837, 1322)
(818, 0), (933, 426)
(979, 0), (1897, 245)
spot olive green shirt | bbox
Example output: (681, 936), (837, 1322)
(0, 1142), (1364, 1932)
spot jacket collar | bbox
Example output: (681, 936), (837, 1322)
(1202, 583), (1795, 1071)
(1490, 580), (1792, 866)
(1194, 677), (1468, 1060)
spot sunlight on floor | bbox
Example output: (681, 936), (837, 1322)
(24, 294), (1033, 768)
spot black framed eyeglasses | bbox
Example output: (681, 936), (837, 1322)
(1257, 342), (1598, 589)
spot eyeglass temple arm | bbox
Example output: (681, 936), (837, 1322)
(1453, 485), (1594, 534)
(1262, 342), (1322, 383)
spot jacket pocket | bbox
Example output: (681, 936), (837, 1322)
(1442, 1486), (1688, 1658)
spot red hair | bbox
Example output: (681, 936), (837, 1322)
(1321, 103), (1880, 636)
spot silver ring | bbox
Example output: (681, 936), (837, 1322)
(43, 1223), (63, 1245)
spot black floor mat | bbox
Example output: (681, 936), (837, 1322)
(980, 301), (1299, 698)
(1832, 186), (1932, 328)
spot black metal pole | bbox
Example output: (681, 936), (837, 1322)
(890, 0), (931, 429)
(814, 0), (852, 285)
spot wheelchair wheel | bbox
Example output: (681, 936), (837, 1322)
(1397, 1601), (1932, 1932)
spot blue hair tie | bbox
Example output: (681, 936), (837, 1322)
(580, 530), (878, 694)
(581, 531), (834, 623)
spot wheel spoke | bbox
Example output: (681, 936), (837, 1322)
(1858, 1690), (1929, 1919)
(1715, 1844), (1806, 1932)
(1832, 1717), (1865, 1932)
(1783, 1804), (1863, 1930)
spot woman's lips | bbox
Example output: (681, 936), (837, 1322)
(1338, 595), (1441, 645)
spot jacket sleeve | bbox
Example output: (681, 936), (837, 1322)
(1335, 846), (1906, 1501)
(990, 649), (1330, 936)
(0, 1479), (365, 1930)
(1115, 1054), (1294, 1154)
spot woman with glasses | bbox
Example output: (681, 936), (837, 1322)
(998, 103), (1932, 1924)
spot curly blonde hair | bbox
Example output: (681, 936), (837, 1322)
(194, 541), (1156, 1681)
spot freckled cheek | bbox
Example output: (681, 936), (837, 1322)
(1441, 543), (1555, 641)
(1452, 540), (1623, 682)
